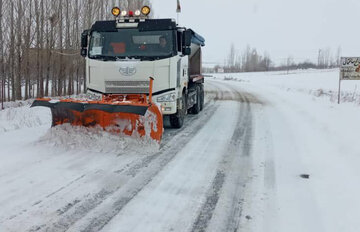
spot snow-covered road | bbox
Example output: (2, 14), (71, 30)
(1, 70), (360, 232)
(0, 80), (260, 232)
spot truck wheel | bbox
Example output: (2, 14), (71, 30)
(200, 84), (204, 111)
(170, 94), (186, 128)
(189, 85), (201, 114)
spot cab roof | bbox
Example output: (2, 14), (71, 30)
(91, 19), (177, 32)
(90, 18), (205, 46)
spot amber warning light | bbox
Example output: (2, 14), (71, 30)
(112, 7), (121, 17)
(141, 6), (151, 16)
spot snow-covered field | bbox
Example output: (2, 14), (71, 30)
(212, 69), (360, 232)
(0, 69), (359, 232)
(217, 69), (360, 105)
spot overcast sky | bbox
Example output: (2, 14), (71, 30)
(151, 0), (360, 66)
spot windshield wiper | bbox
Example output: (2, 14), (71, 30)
(90, 55), (117, 61)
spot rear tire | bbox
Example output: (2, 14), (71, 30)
(189, 85), (201, 114)
(170, 94), (186, 128)
(200, 84), (204, 111)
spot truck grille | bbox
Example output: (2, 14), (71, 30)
(105, 81), (150, 94)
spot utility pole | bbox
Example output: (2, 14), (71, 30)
(176, 0), (181, 24)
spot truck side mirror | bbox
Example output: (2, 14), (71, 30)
(81, 48), (87, 57)
(81, 30), (88, 48)
(183, 47), (191, 56)
(177, 31), (183, 52)
(183, 30), (192, 47)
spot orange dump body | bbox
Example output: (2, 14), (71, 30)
(32, 93), (163, 143)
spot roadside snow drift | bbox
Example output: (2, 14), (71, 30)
(0, 101), (51, 132)
(37, 124), (160, 154)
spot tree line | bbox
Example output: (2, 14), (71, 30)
(215, 44), (342, 73)
(222, 44), (272, 73)
(0, 0), (150, 104)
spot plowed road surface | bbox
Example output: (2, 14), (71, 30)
(1, 79), (262, 232)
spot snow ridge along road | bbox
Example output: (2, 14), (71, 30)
(0, 80), (261, 232)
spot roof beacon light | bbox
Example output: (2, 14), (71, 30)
(112, 7), (121, 17)
(141, 6), (151, 16)
(121, 10), (127, 17)
(135, 10), (141, 16)
(129, 10), (134, 17)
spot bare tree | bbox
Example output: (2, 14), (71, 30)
(286, 56), (294, 74)
(336, 46), (342, 67)
(0, 0), (4, 108)
(227, 43), (236, 71)
(9, 1), (15, 101)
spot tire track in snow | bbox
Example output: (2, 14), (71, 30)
(160, 81), (221, 146)
(191, 81), (257, 232)
(119, 83), (221, 180)
(224, 95), (253, 232)
(68, 103), (223, 232)
(45, 174), (86, 199)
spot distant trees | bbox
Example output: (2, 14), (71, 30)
(317, 47), (341, 69)
(224, 44), (272, 73)
(226, 43), (236, 71)
(0, 0), (151, 103)
(318, 48), (331, 69)
(217, 44), (342, 74)
(335, 46), (342, 67)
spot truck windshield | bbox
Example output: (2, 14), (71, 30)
(88, 29), (175, 61)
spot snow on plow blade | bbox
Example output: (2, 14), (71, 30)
(31, 77), (163, 143)
(31, 96), (163, 143)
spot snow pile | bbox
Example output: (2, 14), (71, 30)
(1, 99), (34, 109)
(211, 69), (360, 105)
(0, 98), (161, 153)
(0, 102), (51, 133)
(308, 88), (360, 104)
(36, 124), (159, 154)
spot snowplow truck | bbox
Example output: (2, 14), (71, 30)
(31, 6), (205, 143)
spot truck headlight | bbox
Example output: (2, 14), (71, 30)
(157, 93), (176, 102)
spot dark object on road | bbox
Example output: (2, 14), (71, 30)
(300, 174), (310, 179)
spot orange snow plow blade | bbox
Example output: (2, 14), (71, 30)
(31, 78), (163, 143)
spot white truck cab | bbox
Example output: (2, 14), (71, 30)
(81, 18), (205, 128)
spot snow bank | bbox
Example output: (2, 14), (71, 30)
(0, 99), (160, 153)
(0, 101), (51, 133)
(1, 99), (34, 109)
(36, 124), (159, 154)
